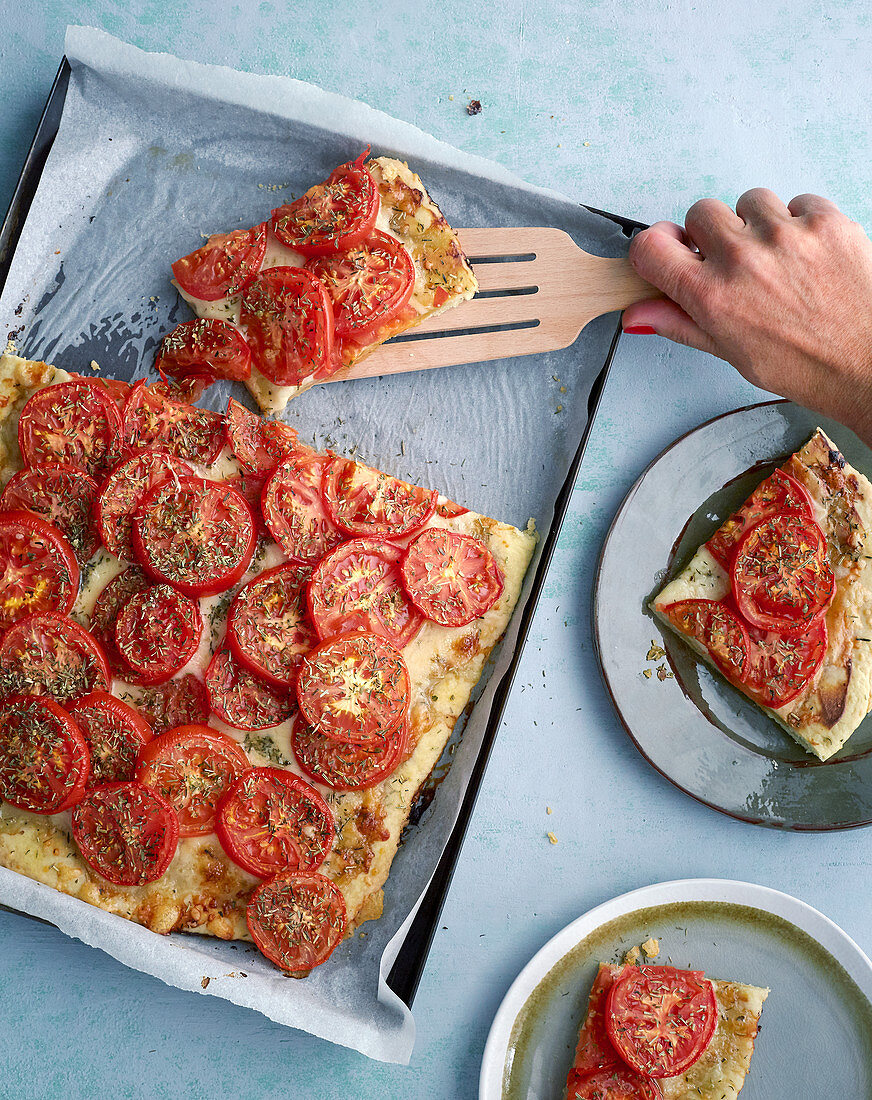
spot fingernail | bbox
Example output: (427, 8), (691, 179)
(622, 325), (657, 335)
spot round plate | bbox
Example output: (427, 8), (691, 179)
(480, 878), (872, 1100)
(594, 400), (872, 830)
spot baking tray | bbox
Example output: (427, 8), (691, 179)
(0, 55), (646, 1011)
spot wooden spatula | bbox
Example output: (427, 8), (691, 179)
(325, 227), (660, 382)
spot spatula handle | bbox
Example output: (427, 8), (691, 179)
(577, 254), (663, 319)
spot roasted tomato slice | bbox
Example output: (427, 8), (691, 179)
(0, 463), (99, 566)
(68, 372), (132, 408)
(240, 267), (336, 386)
(205, 648), (294, 731)
(0, 694), (89, 813)
(71, 781), (179, 886)
(156, 318), (252, 385)
(225, 397), (299, 477)
(247, 870), (347, 972)
(18, 379), (123, 477)
(307, 230), (415, 343)
(96, 449), (194, 561)
(0, 613), (111, 703)
(707, 467), (814, 568)
(401, 527), (504, 627)
(307, 537), (424, 647)
(172, 222), (268, 301)
(322, 457), (437, 539)
(227, 563), (317, 689)
(732, 511), (834, 634)
(605, 965), (718, 1079)
(114, 583), (202, 685)
(0, 511), (80, 632)
(262, 448), (345, 565)
(271, 153), (378, 256)
(122, 380), (225, 466)
(435, 498), (469, 519)
(292, 712), (407, 791)
(660, 599), (750, 680)
(296, 630), (410, 746)
(566, 1068), (662, 1100)
(88, 566), (150, 672)
(216, 766), (335, 877)
(137, 724), (249, 838)
(133, 476), (256, 598)
(68, 691), (153, 789)
(134, 674), (210, 736)
(744, 617), (828, 708)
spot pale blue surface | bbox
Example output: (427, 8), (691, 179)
(2, 3), (872, 1098)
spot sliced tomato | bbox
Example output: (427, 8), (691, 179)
(71, 781), (179, 885)
(225, 397), (299, 477)
(292, 712), (407, 790)
(0, 511), (79, 632)
(96, 449), (194, 561)
(0, 694), (89, 813)
(0, 613), (111, 703)
(137, 724), (249, 838)
(216, 766), (335, 877)
(134, 674), (210, 736)
(744, 617), (828, 708)
(240, 267), (336, 386)
(436, 498), (469, 519)
(133, 476), (256, 597)
(261, 448), (345, 565)
(660, 599), (750, 680)
(0, 463), (99, 566)
(205, 648), (294, 731)
(401, 527), (503, 627)
(307, 537), (423, 647)
(122, 380), (225, 466)
(732, 511), (834, 634)
(68, 691), (152, 789)
(172, 222), (268, 301)
(88, 566), (150, 672)
(247, 870), (347, 972)
(114, 583), (202, 685)
(149, 374), (211, 404)
(605, 965), (718, 1079)
(707, 467), (814, 568)
(227, 563), (317, 689)
(322, 457), (437, 539)
(18, 379), (123, 477)
(156, 318), (252, 385)
(307, 230), (415, 343)
(571, 966), (624, 1078)
(296, 630), (409, 746)
(223, 472), (268, 533)
(271, 153), (378, 256)
(566, 1068), (662, 1100)
(67, 373), (132, 408)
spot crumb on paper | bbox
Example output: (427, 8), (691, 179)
(556, 405), (563, 413)
(466, 99), (482, 115)
(546, 806), (552, 815)
(642, 669), (652, 679)
(201, 976), (210, 989)
(448, 94), (454, 101)
(623, 946), (641, 965)
(583, 141), (591, 147)
(646, 641), (665, 661)
(642, 937), (660, 958)
(656, 664), (673, 681)
(547, 831), (558, 845)
(89, 360), (101, 373)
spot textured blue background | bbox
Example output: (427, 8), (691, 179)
(2, 3), (872, 1098)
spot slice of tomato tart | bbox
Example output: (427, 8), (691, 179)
(651, 428), (872, 760)
(167, 154), (478, 413)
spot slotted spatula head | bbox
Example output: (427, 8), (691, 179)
(325, 227), (660, 383)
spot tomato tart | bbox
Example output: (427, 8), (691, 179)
(0, 345), (535, 973)
(652, 429), (872, 761)
(166, 154), (478, 413)
(565, 963), (768, 1100)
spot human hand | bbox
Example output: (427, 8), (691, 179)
(621, 190), (872, 445)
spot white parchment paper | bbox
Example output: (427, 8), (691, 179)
(0, 27), (629, 1063)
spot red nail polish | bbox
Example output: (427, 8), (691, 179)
(622, 325), (657, 335)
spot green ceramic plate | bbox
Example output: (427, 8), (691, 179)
(594, 400), (872, 829)
(480, 879), (872, 1100)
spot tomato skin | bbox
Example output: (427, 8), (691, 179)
(134, 674), (210, 736)
(660, 599), (750, 681)
(247, 871), (347, 972)
(322, 457), (437, 540)
(435, 498), (469, 520)
(0, 694), (90, 814)
(133, 476), (256, 598)
(240, 267), (336, 387)
(744, 617), (828, 709)
(114, 583), (202, 686)
(261, 448), (345, 565)
(292, 713), (408, 791)
(566, 1067), (662, 1100)
(0, 510), (80, 632)
(271, 154), (378, 256)
(88, 566), (150, 673)
(68, 691), (153, 789)
(0, 612), (111, 703)
(71, 781), (179, 886)
(122, 381), (225, 466)
(401, 527), (504, 628)
(205, 648), (294, 731)
(18, 379), (123, 478)
(172, 222), (268, 301)
(137, 724), (250, 838)
(216, 766), (335, 878)
(225, 397), (299, 478)
(156, 318), (252, 385)
(707, 467), (814, 568)
(0, 462), (100, 566)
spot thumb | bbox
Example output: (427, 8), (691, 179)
(621, 298), (722, 358)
